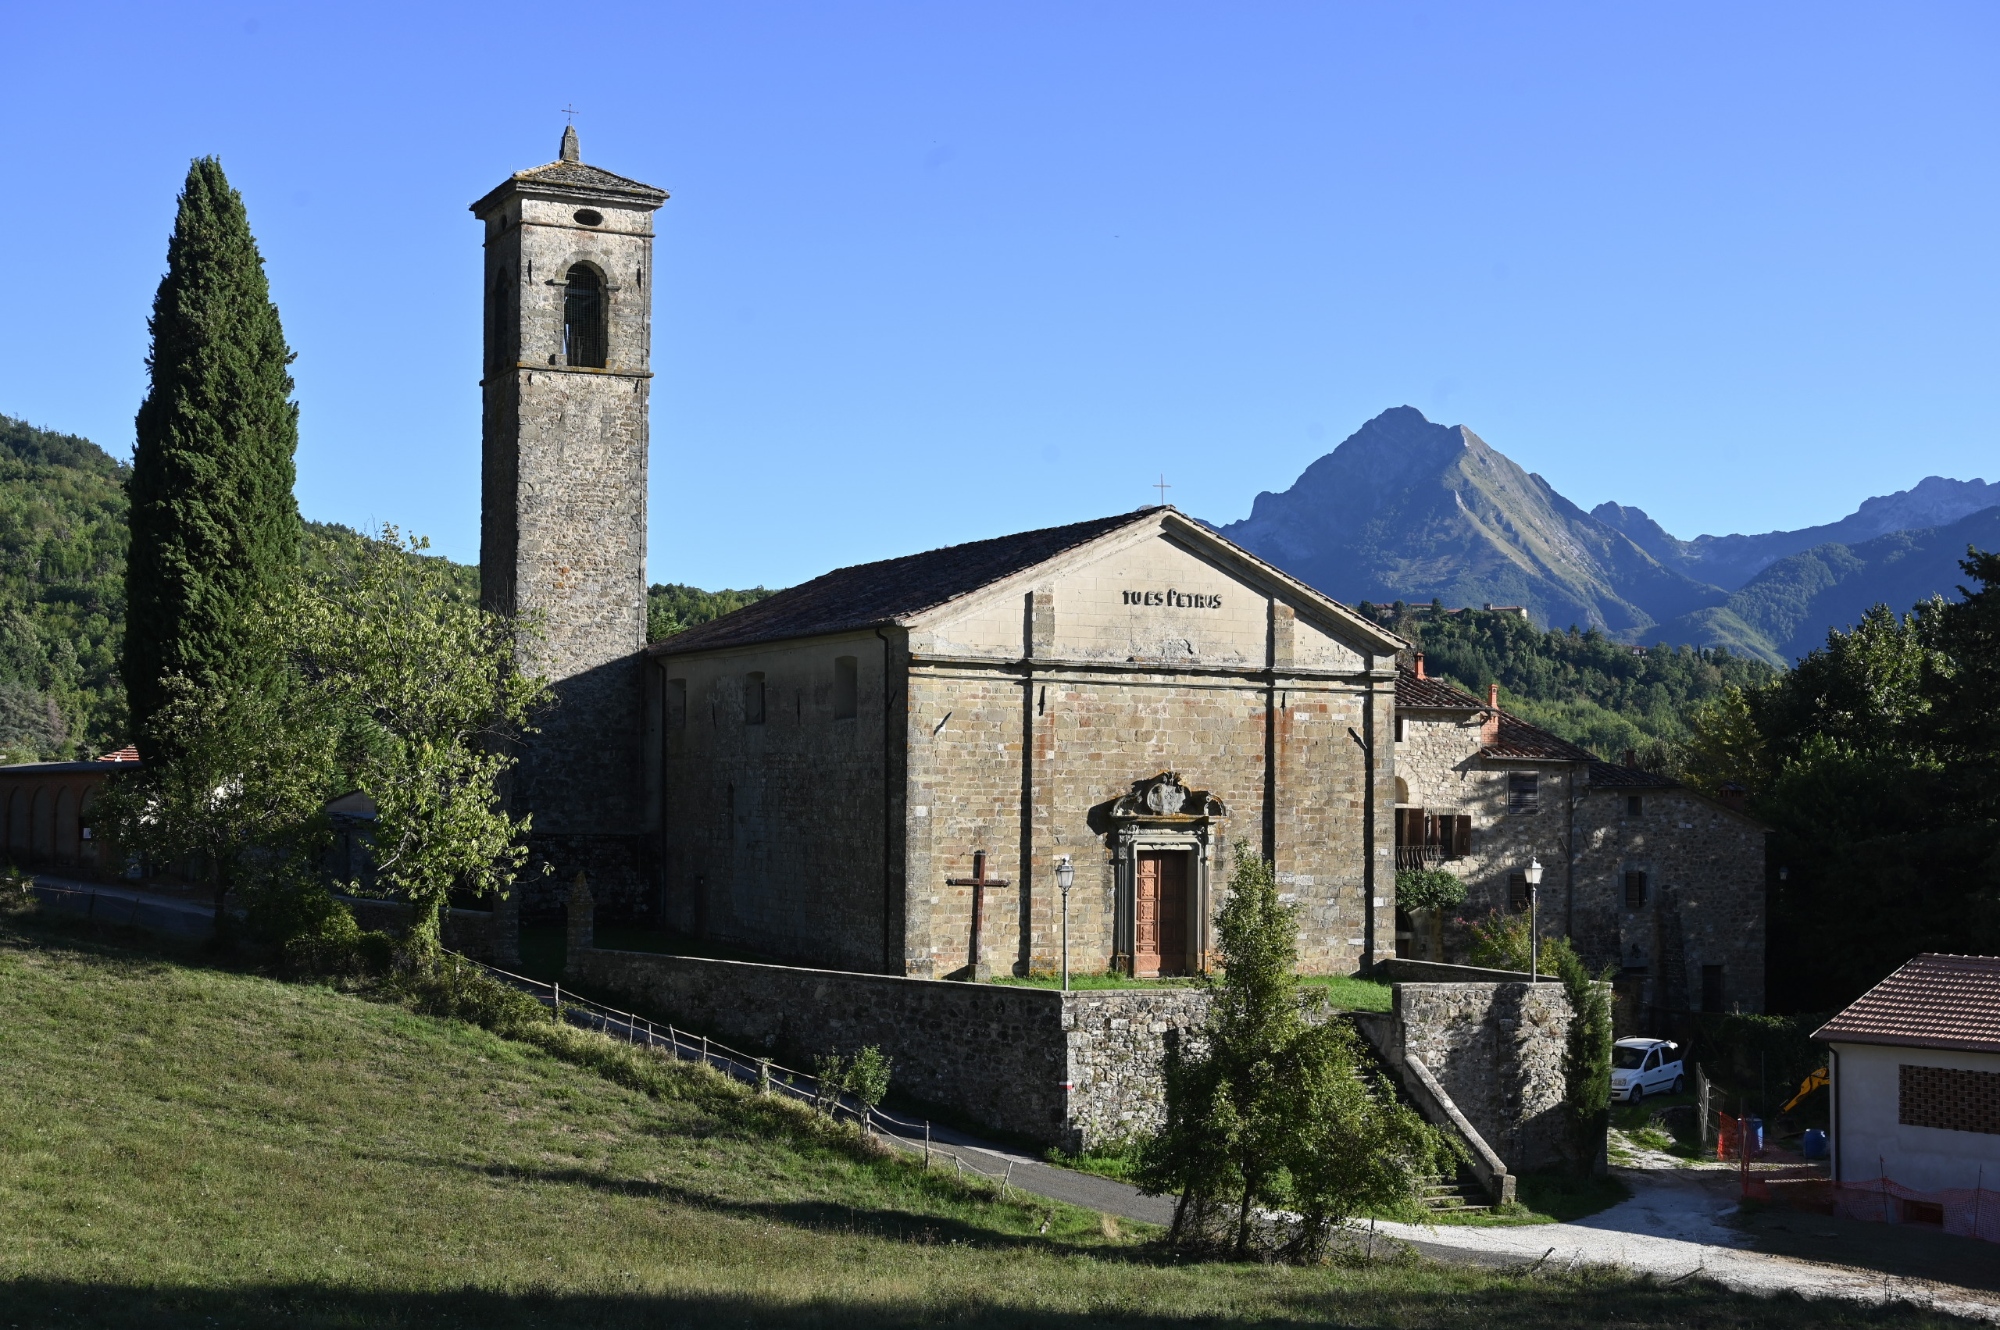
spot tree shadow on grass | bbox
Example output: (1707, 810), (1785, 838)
(0, 1274), (1970, 1330)
(454, 1158), (1140, 1260)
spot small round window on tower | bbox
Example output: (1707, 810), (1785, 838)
(574, 209), (604, 227)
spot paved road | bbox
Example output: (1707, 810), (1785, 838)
(28, 876), (216, 939)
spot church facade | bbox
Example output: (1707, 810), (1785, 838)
(649, 508), (1405, 977)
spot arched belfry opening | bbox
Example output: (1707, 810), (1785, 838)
(563, 264), (607, 368)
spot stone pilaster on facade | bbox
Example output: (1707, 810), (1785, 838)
(471, 131), (668, 920)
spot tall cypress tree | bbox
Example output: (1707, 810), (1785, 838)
(125, 157), (301, 752)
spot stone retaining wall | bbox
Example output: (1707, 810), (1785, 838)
(570, 945), (1207, 1149)
(1394, 980), (1576, 1172)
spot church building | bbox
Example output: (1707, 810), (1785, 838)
(469, 131), (1765, 1005)
(649, 507), (1405, 978)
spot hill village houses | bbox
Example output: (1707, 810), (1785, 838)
(0, 129), (1770, 1017)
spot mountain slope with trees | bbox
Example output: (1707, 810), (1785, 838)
(0, 415), (130, 761)
(1361, 602), (1779, 759)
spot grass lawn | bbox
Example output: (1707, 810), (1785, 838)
(991, 971), (1394, 1012)
(0, 907), (1974, 1328)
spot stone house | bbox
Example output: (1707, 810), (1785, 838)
(649, 506), (1406, 978)
(1391, 660), (1766, 1015)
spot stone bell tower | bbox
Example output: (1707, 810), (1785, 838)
(471, 127), (667, 908)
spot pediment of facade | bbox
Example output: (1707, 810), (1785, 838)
(904, 512), (1400, 671)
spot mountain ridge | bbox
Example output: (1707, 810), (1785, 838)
(1218, 407), (1996, 666)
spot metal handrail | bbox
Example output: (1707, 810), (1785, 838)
(445, 951), (1027, 1191)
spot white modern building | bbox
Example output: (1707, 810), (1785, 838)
(1816, 953), (2000, 1236)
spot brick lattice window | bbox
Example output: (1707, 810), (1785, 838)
(1900, 1064), (2000, 1135)
(1507, 771), (1540, 814)
(1624, 870), (1648, 909)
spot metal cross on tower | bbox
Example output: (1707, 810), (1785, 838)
(1154, 474), (1171, 505)
(560, 104), (580, 123)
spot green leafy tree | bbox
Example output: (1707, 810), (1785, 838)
(126, 157), (301, 751)
(92, 654), (339, 931)
(1138, 846), (1449, 1260)
(1679, 684), (1771, 797)
(289, 528), (548, 958)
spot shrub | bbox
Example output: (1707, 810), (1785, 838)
(1556, 946), (1614, 1174)
(1394, 868), (1465, 913)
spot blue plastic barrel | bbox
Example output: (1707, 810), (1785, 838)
(1751, 1117), (1765, 1152)
(1802, 1128), (1827, 1159)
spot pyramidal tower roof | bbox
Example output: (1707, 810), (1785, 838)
(471, 127), (667, 216)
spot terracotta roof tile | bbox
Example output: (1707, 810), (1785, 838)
(652, 510), (1163, 655)
(1395, 668), (1485, 710)
(1587, 760), (1678, 789)
(1813, 953), (2000, 1054)
(1484, 712), (1599, 763)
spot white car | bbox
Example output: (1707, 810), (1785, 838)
(1610, 1038), (1684, 1105)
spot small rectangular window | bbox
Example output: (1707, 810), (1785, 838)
(833, 656), (858, 720)
(745, 672), (766, 725)
(1507, 771), (1540, 814)
(1624, 870), (1647, 909)
(1626, 794), (1644, 817)
(1509, 872), (1529, 911)
(1395, 715), (1409, 742)
(667, 678), (688, 730)
(1701, 964), (1724, 1013)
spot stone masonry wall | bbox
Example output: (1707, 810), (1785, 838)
(905, 661), (1393, 979)
(572, 944), (1207, 1148)
(1571, 787), (1765, 1014)
(1395, 980), (1574, 1173)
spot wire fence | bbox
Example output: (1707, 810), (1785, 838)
(446, 951), (1029, 1196)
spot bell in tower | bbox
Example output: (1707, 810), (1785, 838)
(471, 129), (668, 912)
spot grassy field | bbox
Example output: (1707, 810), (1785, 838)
(0, 907), (1978, 1328)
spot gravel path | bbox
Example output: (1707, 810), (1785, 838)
(1371, 1165), (2000, 1321)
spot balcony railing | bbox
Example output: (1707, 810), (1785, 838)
(1396, 845), (1445, 872)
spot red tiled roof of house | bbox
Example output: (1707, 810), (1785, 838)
(1587, 760), (1678, 789)
(1813, 954), (2000, 1054)
(1484, 712), (1600, 763)
(1395, 667), (1486, 710)
(100, 745), (140, 763)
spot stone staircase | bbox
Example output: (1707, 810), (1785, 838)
(1418, 1164), (1493, 1216)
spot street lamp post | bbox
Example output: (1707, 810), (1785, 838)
(1525, 857), (1544, 981)
(1055, 856), (1076, 992)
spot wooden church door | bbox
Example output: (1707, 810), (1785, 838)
(1135, 851), (1190, 977)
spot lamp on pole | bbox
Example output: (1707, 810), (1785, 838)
(1055, 856), (1076, 992)
(1525, 856), (1545, 981)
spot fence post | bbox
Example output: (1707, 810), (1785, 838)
(1002, 1161), (1013, 1198)
(701, 1034), (709, 1068)
(552, 981), (560, 1014)
(757, 1058), (771, 1095)
(924, 1121), (931, 1170)
(1697, 1066), (1712, 1146)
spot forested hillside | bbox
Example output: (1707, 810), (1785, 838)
(647, 582), (775, 642)
(1360, 601), (1780, 760)
(0, 416), (129, 760)
(0, 416), (485, 763)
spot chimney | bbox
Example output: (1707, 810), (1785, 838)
(1623, 748), (1637, 769)
(1480, 683), (1501, 746)
(1414, 652), (1426, 680)
(1488, 683), (1499, 709)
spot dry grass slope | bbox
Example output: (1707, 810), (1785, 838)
(0, 909), (1978, 1328)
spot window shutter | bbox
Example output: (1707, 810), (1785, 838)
(1508, 872), (1529, 910)
(1507, 771), (1540, 813)
(1624, 871), (1647, 909)
(1451, 814), (1472, 859)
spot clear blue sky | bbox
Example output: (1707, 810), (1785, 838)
(5, 2), (1996, 589)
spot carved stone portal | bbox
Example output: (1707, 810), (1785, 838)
(1108, 772), (1228, 975)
